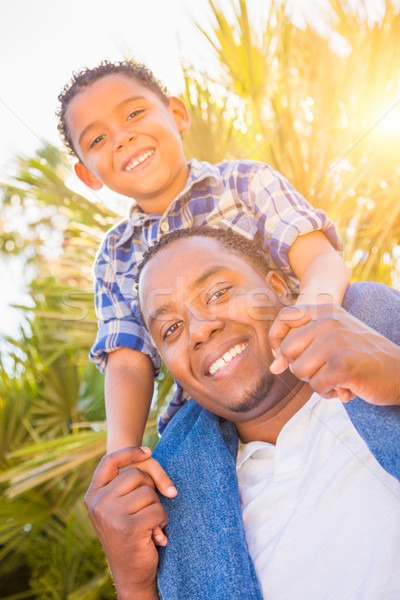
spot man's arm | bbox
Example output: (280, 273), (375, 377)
(85, 447), (166, 600)
(269, 303), (400, 405)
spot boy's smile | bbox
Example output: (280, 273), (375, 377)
(139, 236), (305, 438)
(66, 74), (191, 214)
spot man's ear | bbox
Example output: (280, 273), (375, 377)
(265, 271), (293, 305)
(74, 162), (103, 190)
(168, 96), (191, 133)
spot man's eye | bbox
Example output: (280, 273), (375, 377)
(90, 134), (105, 148)
(208, 287), (230, 303)
(164, 321), (183, 339)
(127, 110), (144, 120)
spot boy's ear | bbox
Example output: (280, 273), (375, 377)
(168, 96), (191, 133)
(265, 271), (293, 305)
(74, 162), (103, 190)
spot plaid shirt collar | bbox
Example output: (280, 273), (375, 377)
(115, 159), (220, 247)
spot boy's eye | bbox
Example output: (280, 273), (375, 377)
(127, 109), (144, 120)
(90, 134), (106, 148)
(208, 287), (230, 303)
(164, 321), (183, 339)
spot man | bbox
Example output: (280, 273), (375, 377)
(85, 227), (400, 600)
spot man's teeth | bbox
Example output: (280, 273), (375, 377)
(125, 149), (154, 171)
(208, 343), (248, 375)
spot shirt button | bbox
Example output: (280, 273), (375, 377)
(160, 222), (170, 233)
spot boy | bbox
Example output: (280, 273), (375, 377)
(57, 59), (348, 473)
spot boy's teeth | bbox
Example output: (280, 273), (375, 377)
(125, 149), (154, 171)
(208, 343), (248, 375)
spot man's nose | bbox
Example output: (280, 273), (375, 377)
(188, 313), (224, 350)
(114, 130), (136, 151)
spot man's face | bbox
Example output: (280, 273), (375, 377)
(66, 74), (190, 213)
(139, 236), (296, 423)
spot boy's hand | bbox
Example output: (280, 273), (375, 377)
(85, 447), (167, 600)
(268, 303), (352, 400)
(268, 303), (400, 405)
(129, 455), (177, 498)
(127, 455), (177, 546)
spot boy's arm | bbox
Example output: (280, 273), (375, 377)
(269, 303), (400, 405)
(105, 348), (154, 452)
(272, 231), (349, 377)
(288, 230), (349, 305)
(105, 348), (178, 523)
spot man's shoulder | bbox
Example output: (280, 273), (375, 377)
(344, 281), (400, 343)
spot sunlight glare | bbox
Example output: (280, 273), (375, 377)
(377, 103), (400, 136)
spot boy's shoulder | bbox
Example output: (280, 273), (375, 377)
(205, 157), (273, 177)
(191, 158), (277, 193)
(94, 216), (132, 263)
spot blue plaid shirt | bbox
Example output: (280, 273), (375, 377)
(89, 159), (342, 431)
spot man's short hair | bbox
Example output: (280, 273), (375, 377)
(136, 225), (276, 287)
(57, 60), (169, 158)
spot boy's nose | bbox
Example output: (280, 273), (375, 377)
(115, 131), (136, 151)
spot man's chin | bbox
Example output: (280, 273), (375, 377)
(229, 372), (274, 414)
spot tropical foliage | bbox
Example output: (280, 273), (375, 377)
(1, 0), (400, 596)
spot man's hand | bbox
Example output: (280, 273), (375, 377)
(85, 447), (169, 600)
(269, 303), (400, 406)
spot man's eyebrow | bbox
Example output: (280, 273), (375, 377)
(149, 265), (230, 329)
(190, 266), (227, 289)
(147, 266), (228, 329)
(148, 303), (174, 328)
(78, 96), (147, 144)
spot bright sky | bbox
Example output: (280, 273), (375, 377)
(0, 0), (393, 343)
(0, 0), (213, 168)
(0, 0), (218, 340)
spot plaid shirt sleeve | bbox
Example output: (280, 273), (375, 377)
(89, 238), (161, 374)
(248, 164), (343, 275)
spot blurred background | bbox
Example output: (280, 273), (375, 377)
(1, 0), (400, 597)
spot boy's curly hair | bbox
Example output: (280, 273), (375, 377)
(57, 60), (169, 158)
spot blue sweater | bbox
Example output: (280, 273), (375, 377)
(153, 282), (400, 600)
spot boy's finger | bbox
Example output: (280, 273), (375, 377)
(90, 446), (152, 490)
(269, 304), (341, 352)
(269, 306), (312, 352)
(269, 351), (289, 374)
(152, 526), (168, 546)
(336, 388), (355, 403)
(140, 459), (177, 498)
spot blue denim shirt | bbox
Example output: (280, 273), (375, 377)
(153, 282), (400, 600)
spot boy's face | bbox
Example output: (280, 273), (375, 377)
(66, 74), (191, 214)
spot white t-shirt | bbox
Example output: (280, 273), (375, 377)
(237, 394), (400, 600)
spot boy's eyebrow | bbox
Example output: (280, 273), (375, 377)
(78, 96), (148, 143)
(147, 266), (228, 328)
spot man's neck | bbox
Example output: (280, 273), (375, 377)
(237, 381), (314, 445)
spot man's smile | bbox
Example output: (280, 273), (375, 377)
(205, 341), (249, 376)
